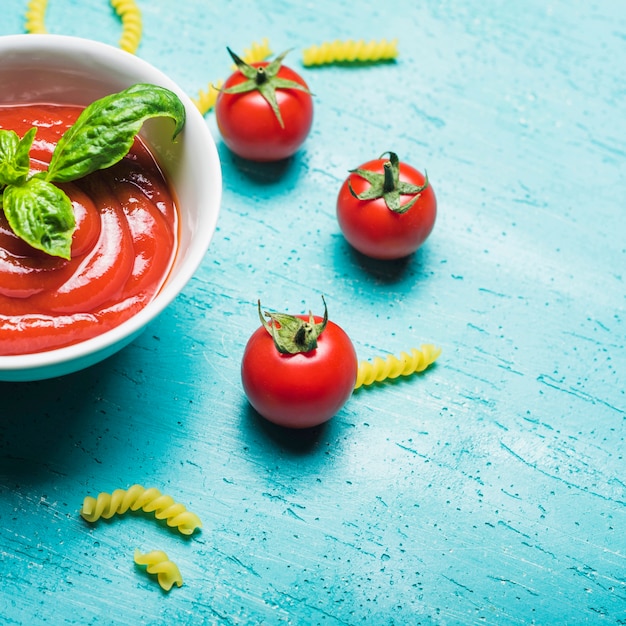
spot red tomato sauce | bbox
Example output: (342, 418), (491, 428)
(0, 104), (179, 355)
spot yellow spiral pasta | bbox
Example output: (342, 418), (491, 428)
(110, 0), (142, 54)
(80, 484), (202, 535)
(192, 79), (224, 116)
(134, 549), (183, 591)
(302, 38), (398, 66)
(354, 344), (441, 389)
(24, 0), (48, 34)
(193, 39), (272, 115)
(234, 37), (273, 68)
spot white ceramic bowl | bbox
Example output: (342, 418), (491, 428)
(0, 34), (221, 381)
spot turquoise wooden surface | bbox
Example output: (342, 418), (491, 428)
(1, 1), (625, 624)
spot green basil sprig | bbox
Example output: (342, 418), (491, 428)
(0, 127), (36, 186)
(0, 83), (185, 259)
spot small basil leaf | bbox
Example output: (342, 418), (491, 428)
(0, 127), (36, 186)
(46, 83), (186, 183)
(3, 178), (76, 259)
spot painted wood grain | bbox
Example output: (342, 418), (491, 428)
(1, 0), (625, 624)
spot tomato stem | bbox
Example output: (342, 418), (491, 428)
(258, 296), (328, 354)
(255, 67), (269, 86)
(348, 151), (429, 214)
(382, 160), (395, 193)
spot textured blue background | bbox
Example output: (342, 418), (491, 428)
(1, 1), (625, 624)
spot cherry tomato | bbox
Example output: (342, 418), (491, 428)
(241, 299), (357, 429)
(336, 151), (436, 260)
(215, 49), (313, 162)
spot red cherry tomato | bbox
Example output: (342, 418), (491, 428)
(215, 50), (313, 162)
(337, 152), (437, 260)
(241, 304), (357, 429)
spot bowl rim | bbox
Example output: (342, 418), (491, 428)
(0, 34), (221, 377)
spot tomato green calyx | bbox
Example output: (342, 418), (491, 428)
(223, 47), (311, 129)
(258, 296), (328, 354)
(348, 151), (429, 214)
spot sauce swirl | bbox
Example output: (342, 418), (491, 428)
(0, 104), (178, 355)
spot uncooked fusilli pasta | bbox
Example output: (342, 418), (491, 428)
(234, 37), (272, 68)
(134, 549), (183, 591)
(192, 79), (224, 116)
(302, 38), (398, 66)
(24, 0), (48, 34)
(25, 0), (142, 53)
(110, 0), (142, 54)
(354, 344), (441, 389)
(80, 484), (202, 535)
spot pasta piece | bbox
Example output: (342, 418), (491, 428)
(25, 0), (142, 52)
(24, 0), (48, 34)
(80, 484), (202, 535)
(193, 39), (272, 115)
(134, 549), (183, 591)
(235, 37), (272, 68)
(192, 79), (224, 116)
(354, 344), (441, 389)
(110, 0), (142, 54)
(302, 38), (398, 66)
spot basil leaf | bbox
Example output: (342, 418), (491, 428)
(3, 177), (76, 259)
(0, 128), (36, 186)
(46, 83), (186, 183)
